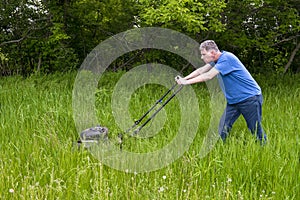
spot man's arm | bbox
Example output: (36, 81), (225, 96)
(184, 63), (214, 80)
(176, 67), (219, 85)
(186, 68), (219, 84)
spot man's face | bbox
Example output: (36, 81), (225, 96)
(200, 49), (215, 63)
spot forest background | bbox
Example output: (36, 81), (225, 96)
(0, 0), (299, 76)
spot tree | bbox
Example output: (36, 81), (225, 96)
(137, 0), (300, 74)
(1, 0), (299, 75)
(0, 0), (78, 75)
(121, 0), (226, 72)
(138, 0), (226, 37)
(47, 0), (139, 60)
(216, 0), (300, 73)
(0, 0), (138, 75)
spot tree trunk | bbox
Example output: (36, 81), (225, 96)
(37, 55), (42, 72)
(284, 41), (300, 74)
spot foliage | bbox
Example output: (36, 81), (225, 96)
(0, 48), (8, 62)
(0, 0), (79, 75)
(50, 0), (138, 60)
(138, 0), (226, 34)
(0, 0), (299, 75)
(215, 0), (300, 73)
(137, 0), (300, 73)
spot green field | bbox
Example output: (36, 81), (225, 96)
(0, 71), (299, 199)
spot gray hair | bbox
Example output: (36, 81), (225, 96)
(199, 40), (220, 52)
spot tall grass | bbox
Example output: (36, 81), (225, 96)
(0, 72), (299, 199)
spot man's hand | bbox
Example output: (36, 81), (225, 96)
(175, 75), (188, 85)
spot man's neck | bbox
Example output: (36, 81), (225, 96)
(214, 51), (222, 62)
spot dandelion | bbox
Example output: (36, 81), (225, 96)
(237, 190), (244, 200)
(227, 177), (232, 183)
(162, 175), (166, 180)
(158, 186), (165, 192)
(183, 189), (187, 193)
(272, 191), (276, 195)
(9, 189), (14, 193)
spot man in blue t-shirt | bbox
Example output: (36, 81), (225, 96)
(176, 40), (267, 143)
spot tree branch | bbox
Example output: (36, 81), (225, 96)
(0, 16), (52, 47)
(0, 25), (34, 47)
(272, 35), (300, 47)
(0, 37), (26, 46)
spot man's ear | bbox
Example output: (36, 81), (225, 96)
(210, 50), (217, 55)
(211, 50), (218, 59)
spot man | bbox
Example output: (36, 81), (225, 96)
(176, 40), (267, 143)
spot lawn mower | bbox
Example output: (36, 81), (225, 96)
(75, 76), (183, 150)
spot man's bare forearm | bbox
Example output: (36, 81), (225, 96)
(184, 63), (213, 80)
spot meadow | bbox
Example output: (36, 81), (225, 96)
(0, 71), (299, 200)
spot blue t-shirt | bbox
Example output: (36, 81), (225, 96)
(214, 51), (261, 104)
